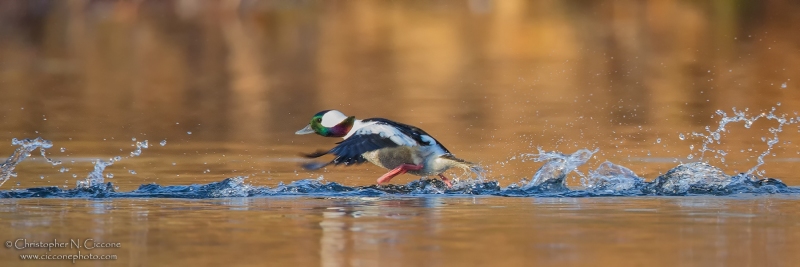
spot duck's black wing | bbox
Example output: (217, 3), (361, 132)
(303, 121), (410, 170)
(301, 118), (425, 170)
(362, 118), (451, 153)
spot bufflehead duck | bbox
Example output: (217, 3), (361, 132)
(296, 110), (479, 187)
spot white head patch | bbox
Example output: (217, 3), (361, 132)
(321, 110), (348, 127)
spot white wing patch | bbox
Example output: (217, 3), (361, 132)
(349, 122), (417, 147)
(420, 135), (436, 145)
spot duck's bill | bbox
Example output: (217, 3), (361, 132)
(295, 124), (315, 135)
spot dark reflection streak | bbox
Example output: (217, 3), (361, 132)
(685, 0), (717, 127)
(568, 0), (611, 142)
(30, 1), (65, 136)
(262, 4), (321, 134)
(183, 4), (230, 142)
(1, 2), (53, 136)
(604, 1), (647, 126)
(221, 1), (268, 143)
(455, 3), (490, 132)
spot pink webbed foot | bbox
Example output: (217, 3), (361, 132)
(438, 174), (453, 188)
(377, 164), (423, 185)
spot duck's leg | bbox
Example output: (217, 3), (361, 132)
(377, 164), (423, 185)
(438, 174), (453, 188)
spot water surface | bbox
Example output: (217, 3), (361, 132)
(2, 0), (800, 266)
(3, 197), (800, 267)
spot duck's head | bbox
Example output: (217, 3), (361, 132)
(295, 110), (356, 138)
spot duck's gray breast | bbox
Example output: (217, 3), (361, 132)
(362, 147), (421, 170)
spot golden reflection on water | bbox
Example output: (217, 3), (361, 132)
(2, 197), (800, 267)
(2, 1), (800, 266)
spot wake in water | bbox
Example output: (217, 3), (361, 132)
(0, 145), (795, 198)
(1, 106), (799, 198)
(0, 154), (794, 198)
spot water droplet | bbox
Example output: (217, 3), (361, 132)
(129, 170), (137, 175)
(59, 167), (68, 173)
(160, 140), (167, 146)
(60, 147), (65, 152)
(172, 162), (177, 166)
(187, 131), (192, 135)
(72, 174), (77, 178)
(687, 154), (694, 159)
(106, 173), (114, 179)
(781, 82), (787, 89)
(656, 138), (661, 144)
(678, 133), (685, 140)
(132, 137), (137, 141)
(113, 156), (122, 162)
(40, 175), (44, 179)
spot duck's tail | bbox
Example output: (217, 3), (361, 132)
(439, 154), (484, 175)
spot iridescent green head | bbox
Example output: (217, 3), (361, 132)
(295, 110), (356, 138)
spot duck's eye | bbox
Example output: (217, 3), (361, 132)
(316, 118), (322, 123)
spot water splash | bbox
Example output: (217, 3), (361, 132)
(77, 139), (150, 188)
(521, 148), (597, 191)
(0, 140), (795, 198)
(647, 162), (736, 195)
(688, 106), (797, 175)
(130, 140), (149, 157)
(0, 138), (60, 188)
(76, 159), (115, 188)
(1, 165), (794, 199)
(584, 161), (645, 193)
(3, 107), (800, 198)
